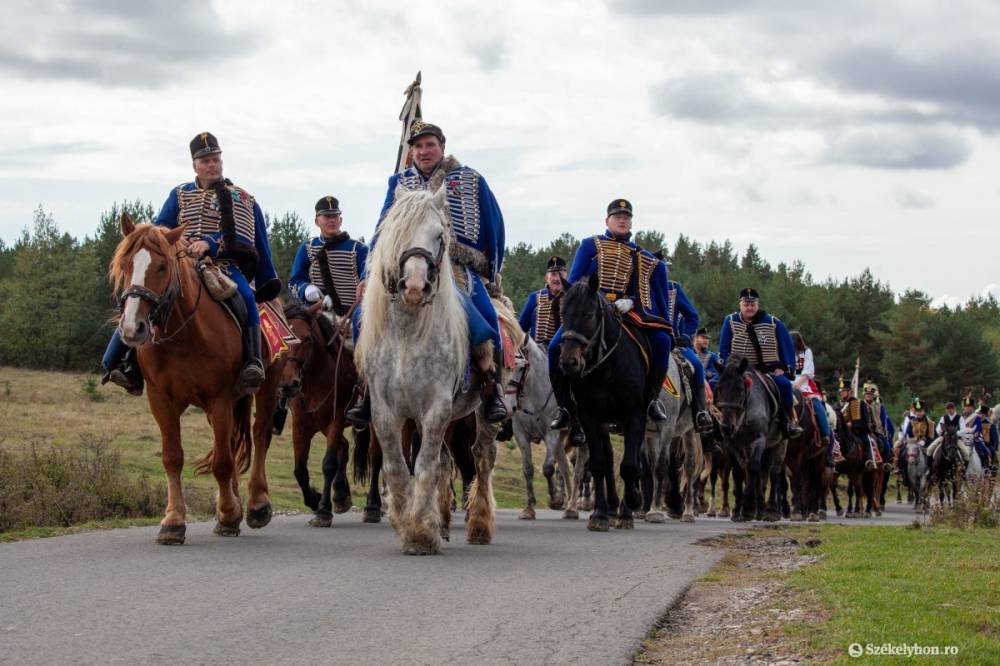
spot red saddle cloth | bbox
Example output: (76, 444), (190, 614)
(259, 301), (298, 363)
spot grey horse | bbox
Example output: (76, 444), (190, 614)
(642, 353), (703, 523)
(903, 438), (930, 513)
(509, 335), (572, 520)
(356, 186), (506, 555)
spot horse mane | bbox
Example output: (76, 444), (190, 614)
(109, 223), (186, 301)
(493, 296), (525, 350)
(356, 188), (468, 380)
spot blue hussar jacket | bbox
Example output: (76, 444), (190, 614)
(697, 349), (723, 385)
(567, 231), (671, 325)
(518, 286), (562, 345)
(666, 280), (699, 340)
(155, 180), (278, 296)
(288, 234), (369, 316)
(718, 310), (796, 375)
(368, 156), (504, 280)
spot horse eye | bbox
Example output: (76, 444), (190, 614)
(157, 265), (166, 273)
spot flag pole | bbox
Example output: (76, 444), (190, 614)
(395, 71), (422, 173)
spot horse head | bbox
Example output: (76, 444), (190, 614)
(942, 426), (961, 465)
(387, 185), (449, 307)
(280, 300), (325, 397)
(558, 272), (606, 378)
(715, 356), (751, 438)
(110, 212), (187, 347)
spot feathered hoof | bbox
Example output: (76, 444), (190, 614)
(615, 516), (635, 530)
(548, 496), (566, 511)
(309, 513), (333, 528)
(645, 511), (666, 523)
(818, 510), (827, 520)
(246, 504), (272, 529)
(563, 509), (579, 520)
(587, 515), (610, 532)
(836, 508), (845, 517)
(863, 511), (873, 519)
(807, 513), (820, 522)
(156, 523), (186, 545)
(681, 512), (695, 523)
(706, 509), (717, 518)
(668, 511), (683, 521)
(402, 537), (441, 556)
(633, 511), (646, 521)
(790, 514), (804, 522)
(761, 511), (780, 523)
(440, 526), (450, 542)
(362, 507), (382, 523)
(466, 527), (494, 545)
(333, 499), (352, 515)
(719, 508), (731, 518)
(580, 498), (595, 511)
(519, 506), (536, 520)
(213, 520), (241, 537)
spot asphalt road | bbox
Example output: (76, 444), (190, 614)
(0, 504), (916, 666)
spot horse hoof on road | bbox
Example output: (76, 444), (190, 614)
(706, 509), (717, 517)
(681, 512), (695, 523)
(440, 527), (450, 542)
(548, 495), (566, 511)
(213, 520), (241, 537)
(587, 515), (610, 532)
(467, 530), (493, 545)
(309, 513), (333, 528)
(634, 511), (646, 521)
(519, 506), (536, 520)
(362, 507), (382, 523)
(403, 538), (440, 556)
(645, 511), (666, 523)
(719, 507), (731, 518)
(563, 509), (579, 520)
(863, 511), (873, 519)
(807, 513), (820, 522)
(790, 514), (804, 522)
(333, 499), (352, 515)
(580, 498), (595, 512)
(246, 504), (272, 529)
(615, 516), (635, 530)
(818, 510), (827, 520)
(156, 524), (186, 545)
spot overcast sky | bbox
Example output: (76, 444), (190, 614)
(1, 0), (997, 306)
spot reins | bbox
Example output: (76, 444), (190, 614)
(117, 249), (204, 345)
(287, 309), (350, 414)
(562, 294), (623, 378)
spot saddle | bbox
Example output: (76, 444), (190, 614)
(620, 311), (652, 375)
(751, 369), (782, 415)
(669, 348), (694, 403)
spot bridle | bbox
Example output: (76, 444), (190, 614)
(117, 249), (202, 345)
(507, 339), (554, 416)
(283, 310), (346, 414)
(716, 371), (753, 435)
(385, 241), (446, 305)
(561, 292), (622, 378)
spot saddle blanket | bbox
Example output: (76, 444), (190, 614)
(259, 301), (298, 362)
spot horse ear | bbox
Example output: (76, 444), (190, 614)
(587, 270), (599, 293)
(559, 273), (570, 292)
(431, 184), (448, 211)
(163, 223), (188, 246)
(738, 357), (749, 375)
(120, 212), (135, 237)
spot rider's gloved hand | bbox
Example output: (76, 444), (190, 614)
(677, 334), (691, 348)
(322, 295), (334, 311)
(614, 298), (634, 314)
(304, 285), (322, 303)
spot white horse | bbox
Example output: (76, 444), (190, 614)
(509, 336), (572, 520)
(356, 186), (501, 555)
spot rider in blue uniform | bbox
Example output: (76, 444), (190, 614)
(101, 132), (280, 396)
(347, 121), (507, 425)
(655, 251), (711, 433)
(719, 288), (803, 436)
(549, 199), (673, 431)
(694, 327), (723, 392)
(288, 196), (368, 316)
(519, 255), (567, 348)
(978, 403), (998, 472)
(862, 379), (895, 464)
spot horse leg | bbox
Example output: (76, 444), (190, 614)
(681, 431), (702, 522)
(150, 395), (186, 545)
(437, 446), (453, 542)
(331, 433), (353, 514)
(309, 431), (339, 528)
(398, 416), (447, 555)
(466, 419), (499, 545)
(292, 413), (321, 512)
(515, 423), (536, 520)
(247, 384), (276, 529)
(615, 422), (640, 529)
(639, 440), (654, 520)
(582, 420), (610, 532)
(372, 412), (410, 538)
(730, 455), (746, 521)
(363, 433), (383, 523)
(208, 401), (243, 535)
(564, 445), (586, 519)
(544, 430), (567, 510)
(706, 454), (718, 517)
(665, 438), (684, 520)
(720, 459), (732, 518)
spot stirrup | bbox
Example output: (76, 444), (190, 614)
(238, 362), (265, 395)
(695, 410), (713, 433)
(106, 367), (143, 396)
(785, 419), (803, 437)
(346, 393), (371, 426)
(550, 408), (571, 431)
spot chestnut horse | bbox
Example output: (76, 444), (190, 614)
(110, 213), (275, 544)
(278, 301), (359, 526)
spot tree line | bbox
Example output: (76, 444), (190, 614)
(1, 202), (997, 421)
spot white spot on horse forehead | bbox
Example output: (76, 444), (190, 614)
(122, 248), (152, 331)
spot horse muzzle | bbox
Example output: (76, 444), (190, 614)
(119, 318), (151, 347)
(559, 355), (584, 378)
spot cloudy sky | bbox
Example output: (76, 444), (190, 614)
(1, 0), (997, 305)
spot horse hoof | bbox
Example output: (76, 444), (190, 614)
(875, 510), (883, 517)
(156, 524), (186, 545)
(333, 499), (352, 515)
(519, 506), (536, 520)
(608, 516), (620, 528)
(706, 509), (717, 518)
(440, 527), (450, 542)
(836, 509), (844, 517)
(668, 511), (683, 521)
(645, 511), (666, 523)
(818, 510), (827, 520)
(362, 508), (382, 523)
(563, 509), (579, 520)
(213, 520), (241, 537)
(587, 516), (610, 532)
(548, 496), (566, 511)
(681, 512), (695, 523)
(634, 511), (646, 521)
(246, 504), (272, 529)
(466, 529), (493, 545)
(807, 513), (820, 522)
(580, 499), (595, 511)
(731, 513), (748, 523)
(309, 513), (333, 528)
(615, 517), (635, 530)
(719, 508), (731, 518)
(790, 515), (804, 522)
(863, 512), (873, 519)
(403, 540), (440, 555)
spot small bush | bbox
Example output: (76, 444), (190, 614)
(0, 438), (166, 533)
(929, 479), (1000, 529)
(79, 374), (105, 402)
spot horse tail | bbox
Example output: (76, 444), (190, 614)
(192, 395), (254, 476)
(352, 426), (371, 485)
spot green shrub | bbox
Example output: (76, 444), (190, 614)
(929, 478), (1000, 529)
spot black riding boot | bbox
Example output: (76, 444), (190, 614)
(647, 398), (668, 422)
(238, 324), (265, 394)
(825, 435), (836, 469)
(101, 348), (144, 396)
(783, 403), (804, 437)
(480, 346), (509, 424)
(345, 382), (370, 426)
(691, 380), (713, 433)
(549, 365), (584, 443)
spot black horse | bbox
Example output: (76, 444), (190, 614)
(930, 426), (964, 507)
(555, 272), (650, 531)
(714, 356), (789, 522)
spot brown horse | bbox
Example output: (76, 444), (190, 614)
(278, 301), (358, 526)
(110, 213), (275, 544)
(784, 396), (827, 522)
